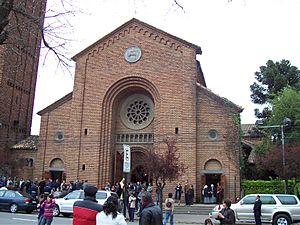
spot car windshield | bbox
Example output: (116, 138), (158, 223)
(277, 196), (298, 205)
(96, 192), (107, 199)
(66, 191), (82, 199)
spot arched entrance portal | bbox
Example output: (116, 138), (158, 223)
(115, 148), (151, 184)
(49, 158), (64, 183)
(201, 159), (225, 203)
(131, 165), (148, 183)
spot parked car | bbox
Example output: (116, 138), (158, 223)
(209, 194), (300, 225)
(53, 190), (118, 217)
(0, 189), (37, 213)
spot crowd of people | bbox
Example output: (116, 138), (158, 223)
(0, 175), (240, 225)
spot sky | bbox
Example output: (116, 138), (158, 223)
(31, 0), (300, 135)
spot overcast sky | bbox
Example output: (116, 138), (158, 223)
(31, 0), (300, 135)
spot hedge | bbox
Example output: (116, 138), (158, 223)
(241, 179), (299, 196)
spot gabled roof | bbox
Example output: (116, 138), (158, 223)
(11, 135), (39, 150)
(37, 92), (73, 115)
(197, 84), (243, 113)
(72, 18), (202, 61)
(241, 124), (256, 136)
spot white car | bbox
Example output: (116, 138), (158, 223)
(53, 190), (118, 217)
(209, 194), (300, 225)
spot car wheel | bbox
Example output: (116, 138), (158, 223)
(274, 214), (291, 225)
(10, 203), (18, 213)
(53, 205), (60, 217)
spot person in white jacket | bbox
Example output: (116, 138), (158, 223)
(96, 195), (127, 225)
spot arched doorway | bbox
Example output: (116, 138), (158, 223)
(201, 159), (225, 203)
(131, 165), (149, 183)
(115, 148), (152, 184)
(49, 158), (64, 183)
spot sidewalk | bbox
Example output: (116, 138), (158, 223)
(172, 214), (213, 224)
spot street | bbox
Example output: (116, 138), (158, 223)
(0, 211), (203, 225)
(0, 211), (278, 225)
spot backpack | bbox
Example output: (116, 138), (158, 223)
(166, 200), (172, 208)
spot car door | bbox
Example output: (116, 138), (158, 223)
(60, 191), (82, 213)
(260, 195), (277, 222)
(2, 191), (16, 210)
(0, 190), (6, 209)
(234, 196), (256, 221)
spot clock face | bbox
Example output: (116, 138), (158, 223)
(124, 46), (142, 63)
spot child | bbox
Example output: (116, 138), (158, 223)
(40, 194), (56, 225)
(163, 193), (174, 225)
(37, 194), (46, 225)
(205, 218), (214, 225)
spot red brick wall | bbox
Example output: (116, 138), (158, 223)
(0, 0), (47, 172)
(36, 20), (241, 201)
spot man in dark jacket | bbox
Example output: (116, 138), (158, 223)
(253, 195), (262, 225)
(73, 185), (103, 225)
(139, 191), (163, 225)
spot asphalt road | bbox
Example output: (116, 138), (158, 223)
(0, 211), (203, 225)
(1, 211), (284, 225)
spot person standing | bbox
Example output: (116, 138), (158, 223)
(163, 193), (174, 225)
(174, 183), (183, 205)
(73, 185), (103, 225)
(216, 182), (224, 206)
(40, 194), (56, 225)
(139, 192), (163, 225)
(253, 195), (262, 225)
(128, 192), (137, 222)
(96, 196), (127, 225)
(37, 194), (47, 225)
(155, 182), (162, 206)
(216, 199), (236, 225)
(202, 185), (209, 204)
(184, 180), (189, 205)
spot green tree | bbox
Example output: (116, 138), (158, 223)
(268, 87), (300, 143)
(250, 59), (300, 119)
(254, 88), (300, 178)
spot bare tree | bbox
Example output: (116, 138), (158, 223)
(0, 0), (78, 73)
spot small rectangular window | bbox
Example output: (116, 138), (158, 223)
(175, 127), (179, 134)
(277, 196), (297, 205)
(82, 164), (85, 171)
(84, 129), (88, 135)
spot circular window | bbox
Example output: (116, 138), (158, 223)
(54, 131), (64, 141)
(208, 130), (218, 140)
(120, 94), (154, 130)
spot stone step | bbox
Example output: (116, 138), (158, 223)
(162, 204), (216, 215)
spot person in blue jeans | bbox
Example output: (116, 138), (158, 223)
(163, 193), (174, 225)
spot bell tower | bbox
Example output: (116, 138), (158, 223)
(0, 0), (47, 172)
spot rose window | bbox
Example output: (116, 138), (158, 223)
(127, 100), (150, 124)
(120, 94), (154, 130)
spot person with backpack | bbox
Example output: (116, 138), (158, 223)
(163, 193), (175, 225)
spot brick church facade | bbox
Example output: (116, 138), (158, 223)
(35, 18), (242, 201)
(0, 0), (47, 176)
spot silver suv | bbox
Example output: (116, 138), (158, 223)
(210, 194), (300, 225)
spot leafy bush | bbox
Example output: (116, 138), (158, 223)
(242, 179), (298, 195)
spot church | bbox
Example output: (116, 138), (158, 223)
(34, 18), (242, 201)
